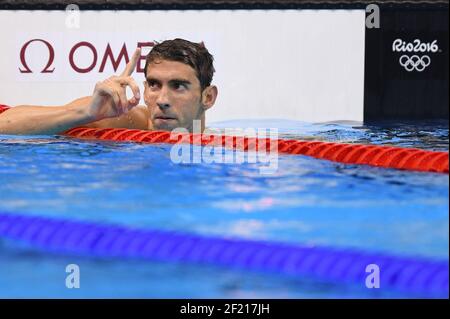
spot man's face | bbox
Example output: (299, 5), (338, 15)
(144, 59), (204, 131)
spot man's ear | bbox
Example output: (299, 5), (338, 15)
(201, 85), (218, 111)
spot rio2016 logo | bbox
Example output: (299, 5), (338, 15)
(392, 39), (439, 72)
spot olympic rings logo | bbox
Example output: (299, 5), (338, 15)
(399, 55), (431, 72)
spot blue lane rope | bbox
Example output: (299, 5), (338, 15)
(0, 212), (448, 297)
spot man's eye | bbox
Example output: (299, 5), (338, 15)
(173, 83), (187, 91)
(148, 81), (159, 88)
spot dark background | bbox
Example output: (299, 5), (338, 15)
(364, 4), (449, 121)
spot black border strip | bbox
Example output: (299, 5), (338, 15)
(0, 1), (448, 10)
(0, 299), (448, 314)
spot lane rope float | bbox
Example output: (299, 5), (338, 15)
(63, 126), (449, 174)
(0, 212), (448, 297)
(1, 104), (448, 173)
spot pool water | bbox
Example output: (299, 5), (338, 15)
(0, 119), (448, 298)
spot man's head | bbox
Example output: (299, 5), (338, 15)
(143, 38), (218, 132)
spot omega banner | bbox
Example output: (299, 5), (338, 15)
(364, 4), (449, 120)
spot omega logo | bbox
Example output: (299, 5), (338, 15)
(18, 39), (155, 74)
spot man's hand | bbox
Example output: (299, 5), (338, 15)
(88, 48), (142, 121)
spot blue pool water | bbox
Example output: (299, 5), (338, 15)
(0, 119), (448, 298)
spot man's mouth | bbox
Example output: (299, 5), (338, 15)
(154, 114), (177, 120)
(153, 115), (178, 127)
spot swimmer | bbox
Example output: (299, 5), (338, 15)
(0, 39), (218, 135)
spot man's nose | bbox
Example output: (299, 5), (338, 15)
(156, 87), (171, 110)
(157, 102), (170, 110)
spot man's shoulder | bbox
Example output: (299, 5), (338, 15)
(131, 105), (149, 121)
(109, 104), (149, 129)
(128, 104), (150, 129)
(85, 105), (149, 130)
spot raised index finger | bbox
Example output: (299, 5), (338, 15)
(120, 48), (141, 77)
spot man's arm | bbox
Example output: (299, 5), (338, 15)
(0, 48), (144, 135)
(0, 96), (95, 135)
(0, 96), (149, 135)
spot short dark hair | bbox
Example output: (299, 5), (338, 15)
(144, 38), (215, 91)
